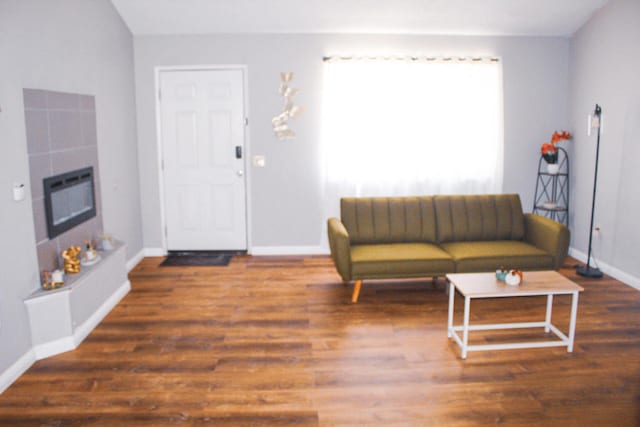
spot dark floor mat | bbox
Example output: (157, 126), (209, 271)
(160, 253), (232, 267)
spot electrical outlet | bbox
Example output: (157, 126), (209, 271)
(253, 155), (266, 167)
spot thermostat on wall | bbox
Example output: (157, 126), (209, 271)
(13, 183), (25, 201)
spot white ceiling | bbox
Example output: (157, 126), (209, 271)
(111, 0), (610, 37)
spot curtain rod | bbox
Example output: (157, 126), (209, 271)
(322, 55), (499, 62)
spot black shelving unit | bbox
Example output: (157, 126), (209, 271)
(533, 147), (569, 226)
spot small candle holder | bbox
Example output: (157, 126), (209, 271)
(42, 270), (64, 290)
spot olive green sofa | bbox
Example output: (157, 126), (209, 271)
(327, 194), (570, 302)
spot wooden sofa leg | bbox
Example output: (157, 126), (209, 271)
(351, 280), (363, 303)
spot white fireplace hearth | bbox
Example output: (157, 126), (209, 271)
(24, 240), (130, 359)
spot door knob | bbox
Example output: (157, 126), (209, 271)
(237, 170), (244, 177)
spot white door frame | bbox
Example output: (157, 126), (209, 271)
(154, 65), (252, 255)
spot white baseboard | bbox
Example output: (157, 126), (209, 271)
(33, 336), (75, 360)
(144, 247), (166, 257)
(0, 349), (35, 394)
(126, 249), (145, 272)
(569, 247), (640, 291)
(250, 246), (329, 256)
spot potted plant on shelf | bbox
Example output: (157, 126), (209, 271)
(541, 130), (571, 174)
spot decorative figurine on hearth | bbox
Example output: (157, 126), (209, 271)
(61, 245), (81, 274)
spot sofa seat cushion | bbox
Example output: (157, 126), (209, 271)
(351, 243), (455, 279)
(441, 241), (554, 273)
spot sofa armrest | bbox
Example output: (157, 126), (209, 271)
(327, 217), (352, 281)
(524, 213), (570, 270)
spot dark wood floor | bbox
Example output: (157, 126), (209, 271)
(1, 256), (639, 426)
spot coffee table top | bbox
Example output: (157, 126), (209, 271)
(446, 271), (584, 298)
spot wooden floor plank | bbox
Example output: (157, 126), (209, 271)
(1, 256), (639, 425)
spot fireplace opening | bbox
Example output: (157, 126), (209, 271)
(43, 167), (96, 239)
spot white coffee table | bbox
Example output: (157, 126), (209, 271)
(446, 271), (584, 359)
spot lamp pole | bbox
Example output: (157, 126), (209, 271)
(577, 104), (603, 278)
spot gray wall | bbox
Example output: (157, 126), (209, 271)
(0, 0), (141, 376)
(569, 0), (640, 281)
(134, 34), (570, 250)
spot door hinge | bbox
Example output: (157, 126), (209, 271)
(161, 158), (165, 171)
(158, 89), (162, 102)
(164, 226), (168, 237)
(244, 117), (249, 126)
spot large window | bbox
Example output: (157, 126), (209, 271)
(322, 57), (503, 197)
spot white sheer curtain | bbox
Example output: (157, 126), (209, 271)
(321, 57), (504, 217)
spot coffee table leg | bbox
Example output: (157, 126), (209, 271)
(462, 296), (470, 359)
(448, 281), (454, 338)
(568, 291), (580, 352)
(545, 294), (553, 333)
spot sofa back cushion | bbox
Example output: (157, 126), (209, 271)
(434, 194), (525, 243)
(341, 197), (437, 244)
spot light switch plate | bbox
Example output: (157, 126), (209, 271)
(253, 155), (266, 167)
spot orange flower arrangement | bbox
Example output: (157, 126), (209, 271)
(541, 130), (571, 164)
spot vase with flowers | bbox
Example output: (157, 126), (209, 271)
(541, 130), (571, 174)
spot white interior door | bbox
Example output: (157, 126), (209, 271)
(160, 69), (247, 251)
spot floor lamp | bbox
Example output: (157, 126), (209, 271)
(577, 104), (603, 278)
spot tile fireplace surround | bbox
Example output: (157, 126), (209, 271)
(24, 89), (104, 276)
